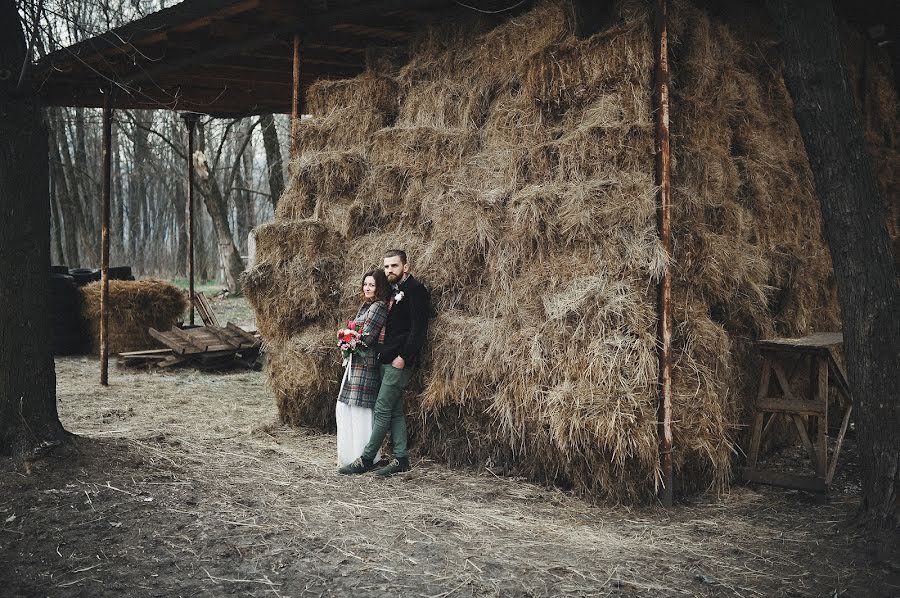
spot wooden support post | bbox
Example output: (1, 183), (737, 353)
(99, 90), (113, 386)
(815, 356), (829, 478)
(291, 33), (302, 157)
(654, 0), (673, 507)
(181, 113), (200, 326)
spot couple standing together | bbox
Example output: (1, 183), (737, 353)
(335, 249), (429, 477)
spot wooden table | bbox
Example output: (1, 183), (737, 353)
(741, 333), (853, 495)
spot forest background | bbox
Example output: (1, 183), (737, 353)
(33, 0), (285, 287)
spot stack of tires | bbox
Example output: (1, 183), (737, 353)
(68, 266), (135, 287)
(68, 268), (100, 286)
(49, 267), (84, 355)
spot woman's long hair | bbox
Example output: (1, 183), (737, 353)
(359, 269), (390, 303)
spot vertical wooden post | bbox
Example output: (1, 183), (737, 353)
(291, 33), (301, 158)
(181, 113), (199, 326)
(654, 0), (674, 507)
(99, 90), (114, 386)
(815, 356), (829, 478)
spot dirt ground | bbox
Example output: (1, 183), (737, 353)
(2, 301), (898, 597)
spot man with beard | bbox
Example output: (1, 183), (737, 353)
(339, 249), (429, 476)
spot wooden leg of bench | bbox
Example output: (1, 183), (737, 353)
(791, 414), (817, 464)
(827, 404), (852, 484)
(815, 357), (828, 479)
(748, 411), (764, 469)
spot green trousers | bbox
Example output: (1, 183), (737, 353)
(362, 364), (413, 460)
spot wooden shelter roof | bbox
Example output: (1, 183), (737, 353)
(33, 0), (896, 118)
(32, 0), (470, 117)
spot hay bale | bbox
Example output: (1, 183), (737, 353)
(242, 221), (343, 340)
(248, 0), (896, 501)
(369, 126), (479, 177)
(293, 107), (393, 155)
(277, 150), (368, 221)
(79, 280), (187, 354)
(265, 327), (341, 430)
(305, 73), (399, 118)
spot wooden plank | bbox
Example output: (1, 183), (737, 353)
(149, 328), (191, 355)
(815, 357), (829, 478)
(790, 414), (818, 464)
(169, 327), (212, 352)
(192, 292), (220, 327)
(747, 412), (765, 469)
(204, 326), (245, 349)
(741, 468), (827, 493)
(226, 322), (261, 345)
(159, 355), (191, 368)
(827, 347), (852, 402)
(150, 327), (234, 355)
(758, 332), (842, 350)
(827, 404), (853, 483)
(118, 348), (173, 357)
(756, 398), (826, 415)
(771, 361), (798, 401)
(761, 412), (780, 442)
(224, 329), (259, 349)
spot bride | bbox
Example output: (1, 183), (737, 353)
(335, 269), (390, 467)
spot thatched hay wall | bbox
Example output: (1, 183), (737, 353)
(244, 0), (896, 501)
(80, 280), (187, 354)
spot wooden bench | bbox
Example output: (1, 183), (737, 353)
(741, 332), (853, 496)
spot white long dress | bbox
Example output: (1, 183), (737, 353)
(335, 401), (377, 467)
(335, 350), (384, 467)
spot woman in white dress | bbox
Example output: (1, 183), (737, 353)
(335, 269), (390, 467)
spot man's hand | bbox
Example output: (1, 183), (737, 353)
(391, 356), (405, 369)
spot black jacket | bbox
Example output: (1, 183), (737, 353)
(378, 274), (429, 367)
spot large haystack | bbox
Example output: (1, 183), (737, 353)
(244, 0), (896, 501)
(80, 280), (188, 354)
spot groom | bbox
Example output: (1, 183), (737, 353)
(339, 249), (429, 476)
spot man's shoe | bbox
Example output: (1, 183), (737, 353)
(338, 456), (374, 475)
(374, 457), (410, 477)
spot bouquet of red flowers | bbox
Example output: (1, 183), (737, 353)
(337, 320), (368, 362)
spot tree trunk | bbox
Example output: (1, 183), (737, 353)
(73, 107), (99, 262)
(48, 123), (79, 267)
(167, 114), (188, 276)
(49, 166), (65, 265)
(193, 150), (245, 293)
(259, 113), (284, 209)
(766, 0), (900, 532)
(0, 0), (66, 456)
(130, 115), (149, 271)
(54, 109), (97, 266)
(112, 121), (125, 263)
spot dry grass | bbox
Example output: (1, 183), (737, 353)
(3, 354), (885, 596)
(247, 0), (896, 502)
(79, 279), (187, 354)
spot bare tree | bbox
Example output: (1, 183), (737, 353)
(259, 113), (285, 208)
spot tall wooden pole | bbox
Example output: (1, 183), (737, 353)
(99, 90), (113, 386)
(654, 0), (674, 507)
(291, 33), (302, 158)
(182, 113), (199, 326)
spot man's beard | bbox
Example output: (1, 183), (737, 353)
(386, 271), (401, 284)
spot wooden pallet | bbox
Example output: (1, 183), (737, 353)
(119, 323), (261, 370)
(741, 333), (853, 496)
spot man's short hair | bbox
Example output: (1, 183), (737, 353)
(384, 249), (407, 264)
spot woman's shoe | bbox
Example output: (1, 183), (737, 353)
(338, 456), (374, 475)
